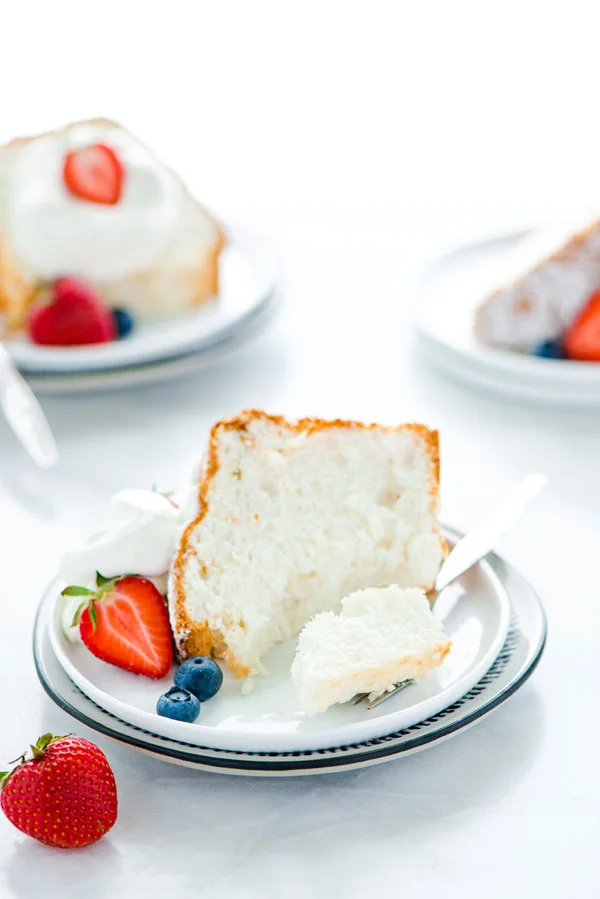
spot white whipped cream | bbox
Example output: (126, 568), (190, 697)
(8, 124), (180, 282)
(59, 488), (191, 642)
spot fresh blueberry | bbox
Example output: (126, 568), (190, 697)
(112, 308), (135, 339)
(156, 686), (200, 722)
(174, 656), (223, 701)
(532, 338), (564, 359)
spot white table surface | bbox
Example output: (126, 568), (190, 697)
(0, 214), (598, 898)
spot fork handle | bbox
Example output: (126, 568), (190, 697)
(435, 472), (547, 594)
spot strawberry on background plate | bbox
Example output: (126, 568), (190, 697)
(63, 143), (124, 205)
(28, 277), (116, 346)
(564, 289), (600, 362)
(1, 734), (117, 849)
(64, 573), (174, 679)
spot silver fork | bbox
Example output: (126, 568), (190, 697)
(352, 471), (547, 710)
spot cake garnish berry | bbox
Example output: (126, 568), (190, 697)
(564, 289), (600, 362)
(156, 687), (201, 722)
(174, 656), (223, 701)
(63, 572), (173, 679)
(0, 733), (117, 849)
(112, 307), (135, 339)
(532, 338), (565, 359)
(63, 143), (124, 205)
(28, 277), (116, 346)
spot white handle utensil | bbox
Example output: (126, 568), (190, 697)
(0, 343), (59, 469)
(355, 472), (547, 710)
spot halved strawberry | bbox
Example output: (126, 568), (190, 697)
(63, 144), (124, 205)
(63, 574), (173, 679)
(564, 289), (600, 362)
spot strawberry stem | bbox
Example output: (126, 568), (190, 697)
(1, 734), (70, 783)
(31, 733), (54, 760)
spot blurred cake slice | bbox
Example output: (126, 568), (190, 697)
(169, 410), (444, 678)
(291, 585), (451, 715)
(0, 118), (224, 334)
(475, 221), (600, 351)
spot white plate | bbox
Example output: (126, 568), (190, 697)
(7, 226), (279, 376)
(34, 540), (545, 775)
(413, 228), (600, 407)
(22, 292), (278, 394)
(47, 533), (510, 754)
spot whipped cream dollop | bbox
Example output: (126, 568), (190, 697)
(59, 488), (192, 641)
(8, 124), (180, 282)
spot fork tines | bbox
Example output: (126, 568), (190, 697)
(352, 679), (415, 710)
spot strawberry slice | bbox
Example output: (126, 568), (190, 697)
(565, 289), (600, 362)
(63, 143), (124, 205)
(64, 575), (173, 679)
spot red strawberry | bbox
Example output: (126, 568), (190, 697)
(28, 277), (116, 346)
(1, 734), (117, 849)
(564, 289), (600, 362)
(63, 143), (124, 205)
(64, 574), (173, 679)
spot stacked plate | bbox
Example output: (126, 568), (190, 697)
(34, 528), (546, 776)
(7, 227), (280, 394)
(414, 228), (600, 408)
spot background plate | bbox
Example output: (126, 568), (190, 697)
(47, 530), (510, 753)
(34, 545), (546, 776)
(22, 291), (278, 394)
(7, 226), (279, 375)
(414, 228), (600, 407)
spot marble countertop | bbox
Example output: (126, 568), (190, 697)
(1, 217), (598, 898)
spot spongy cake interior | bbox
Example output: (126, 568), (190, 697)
(291, 585), (452, 714)
(170, 413), (443, 677)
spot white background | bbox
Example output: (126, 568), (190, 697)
(1, 2), (599, 897)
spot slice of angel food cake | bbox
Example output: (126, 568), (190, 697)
(169, 411), (448, 692)
(291, 586), (451, 715)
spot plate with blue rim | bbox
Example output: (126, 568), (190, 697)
(33, 528), (546, 772)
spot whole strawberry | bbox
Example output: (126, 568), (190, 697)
(1, 734), (117, 848)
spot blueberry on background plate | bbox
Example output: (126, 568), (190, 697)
(175, 656), (224, 701)
(112, 308), (135, 339)
(156, 686), (201, 722)
(532, 338), (565, 359)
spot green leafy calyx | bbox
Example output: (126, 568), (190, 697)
(1, 734), (70, 787)
(61, 574), (138, 632)
(61, 585), (94, 597)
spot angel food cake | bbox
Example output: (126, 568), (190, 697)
(292, 586), (451, 715)
(475, 220), (600, 362)
(169, 411), (445, 678)
(0, 118), (224, 343)
(56, 411), (449, 717)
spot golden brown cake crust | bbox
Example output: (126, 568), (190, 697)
(0, 117), (225, 335)
(171, 410), (442, 675)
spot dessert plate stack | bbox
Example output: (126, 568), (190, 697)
(414, 228), (600, 407)
(34, 528), (546, 776)
(7, 227), (279, 394)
